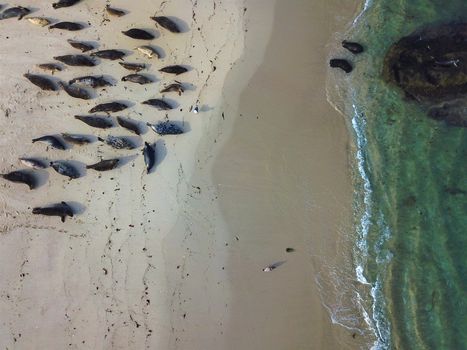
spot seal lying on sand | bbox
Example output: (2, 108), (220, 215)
(147, 121), (183, 135)
(32, 135), (67, 150)
(86, 159), (119, 171)
(117, 116), (141, 135)
(69, 75), (112, 88)
(143, 142), (156, 174)
(32, 202), (74, 222)
(329, 59), (353, 73)
(150, 16), (181, 33)
(61, 133), (93, 145)
(0, 6), (30, 20)
(122, 74), (153, 85)
(106, 5), (126, 17)
(50, 161), (80, 179)
(54, 55), (95, 67)
(122, 29), (154, 40)
(67, 39), (94, 52)
(141, 98), (173, 110)
(89, 102), (128, 113)
(159, 65), (188, 75)
(119, 62), (146, 72)
(19, 157), (48, 169)
(59, 82), (92, 100)
(0, 170), (38, 189)
(134, 46), (160, 59)
(37, 63), (62, 74)
(24, 73), (57, 91)
(98, 135), (137, 150)
(27, 17), (50, 27)
(49, 21), (84, 31)
(74, 115), (114, 129)
(90, 49), (126, 60)
(52, 0), (81, 9)
(160, 82), (184, 95)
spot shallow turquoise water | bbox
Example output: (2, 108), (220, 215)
(336, 1), (467, 349)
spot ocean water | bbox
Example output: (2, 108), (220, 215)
(329, 0), (467, 349)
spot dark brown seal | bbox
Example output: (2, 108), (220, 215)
(150, 16), (181, 33)
(24, 73), (58, 91)
(32, 202), (74, 222)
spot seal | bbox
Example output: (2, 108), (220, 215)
(98, 135), (137, 150)
(150, 16), (181, 33)
(90, 49), (126, 60)
(74, 115), (114, 129)
(32, 202), (74, 222)
(106, 5), (126, 17)
(160, 82), (184, 95)
(61, 133), (93, 145)
(52, 0), (81, 9)
(1, 170), (37, 189)
(143, 142), (156, 174)
(121, 74), (153, 85)
(59, 82), (92, 100)
(0, 6), (30, 20)
(27, 17), (51, 27)
(37, 63), (63, 74)
(117, 116), (141, 135)
(50, 161), (80, 179)
(118, 62), (146, 72)
(122, 29), (154, 40)
(49, 21), (84, 31)
(69, 75), (112, 88)
(86, 159), (119, 171)
(342, 40), (364, 54)
(329, 59), (353, 73)
(67, 39), (94, 52)
(159, 65), (188, 75)
(147, 121), (183, 135)
(24, 73), (58, 91)
(54, 55), (96, 67)
(142, 99), (173, 110)
(32, 135), (67, 150)
(19, 157), (48, 169)
(89, 102), (128, 114)
(134, 46), (160, 59)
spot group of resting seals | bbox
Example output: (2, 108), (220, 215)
(0, 2), (193, 222)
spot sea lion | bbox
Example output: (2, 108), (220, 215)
(329, 59), (353, 73)
(89, 102), (128, 114)
(37, 63), (63, 74)
(0, 6), (30, 20)
(24, 73), (58, 91)
(67, 39), (94, 52)
(74, 115), (114, 129)
(342, 40), (364, 54)
(50, 161), (80, 179)
(121, 74), (153, 85)
(90, 49), (126, 60)
(49, 21), (84, 31)
(150, 16), (181, 33)
(86, 159), (119, 171)
(159, 65), (188, 75)
(118, 62), (146, 72)
(52, 0), (81, 9)
(142, 99), (173, 110)
(98, 136), (137, 150)
(61, 133), (93, 145)
(32, 202), (74, 222)
(106, 5), (126, 17)
(134, 46), (160, 59)
(117, 116), (141, 135)
(147, 121), (183, 135)
(122, 29), (154, 40)
(69, 75), (112, 88)
(32, 135), (67, 150)
(54, 55), (96, 67)
(142, 142), (156, 173)
(27, 17), (51, 27)
(59, 82), (92, 100)
(0, 170), (38, 189)
(160, 82), (184, 95)
(19, 157), (49, 169)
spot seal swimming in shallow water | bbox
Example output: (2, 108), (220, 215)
(32, 135), (67, 150)
(150, 16), (181, 33)
(121, 74), (153, 85)
(54, 55), (96, 67)
(147, 121), (183, 135)
(69, 75), (112, 88)
(32, 202), (74, 222)
(329, 58), (353, 73)
(117, 116), (141, 135)
(37, 63), (63, 74)
(89, 102), (128, 114)
(122, 29), (154, 40)
(67, 39), (94, 52)
(159, 65), (188, 75)
(49, 21), (84, 31)
(0, 170), (38, 189)
(50, 161), (80, 179)
(74, 115), (114, 129)
(0, 6), (30, 20)
(86, 159), (119, 171)
(90, 49), (126, 60)
(143, 142), (156, 174)
(98, 135), (137, 150)
(342, 40), (364, 54)
(141, 98), (173, 110)
(59, 82), (92, 100)
(119, 62), (146, 72)
(52, 0), (81, 9)
(24, 73), (58, 91)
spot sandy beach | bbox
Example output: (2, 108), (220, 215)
(0, 0), (363, 349)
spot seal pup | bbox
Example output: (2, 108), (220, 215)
(67, 39), (94, 52)
(86, 159), (119, 171)
(53, 0), (81, 9)
(147, 121), (183, 135)
(160, 82), (184, 95)
(24, 73), (58, 91)
(98, 136), (137, 150)
(134, 46), (160, 59)
(122, 29), (154, 40)
(143, 142), (156, 174)
(159, 65), (188, 75)
(0, 6), (30, 20)
(0, 170), (37, 189)
(342, 40), (364, 54)
(32, 135), (67, 150)
(117, 116), (141, 135)
(27, 17), (51, 27)
(61, 133), (93, 145)
(50, 161), (80, 179)
(49, 21), (84, 31)
(106, 5), (126, 17)
(74, 115), (114, 129)
(329, 59), (353, 73)
(69, 75), (112, 88)
(150, 16), (181, 33)
(37, 63), (63, 74)
(32, 202), (74, 222)
(90, 49), (126, 60)
(142, 98), (173, 110)
(54, 55), (95, 67)
(19, 157), (48, 169)
(89, 102), (128, 114)
(121, 74), (153, 85)
(119, 62), (146, 72)
(59, 82), (92, 100)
